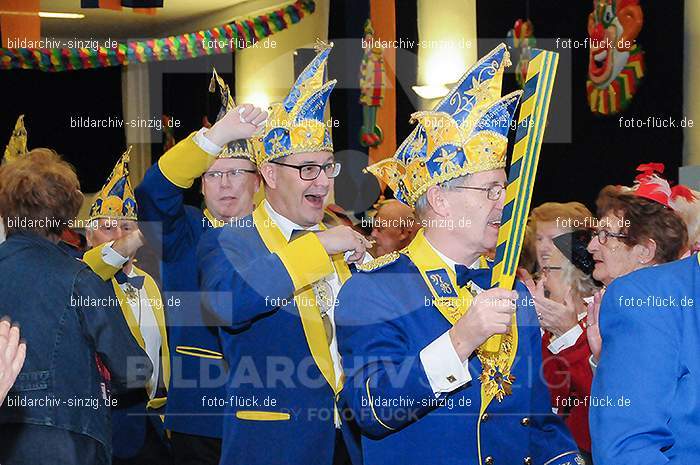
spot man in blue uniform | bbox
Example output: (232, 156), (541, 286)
(82, 148), (171, 465)
(336, 44), (582, 465)
(590, 254), (700, 464)
(197, 41), (369, 465)
(134, 71), (266, 464)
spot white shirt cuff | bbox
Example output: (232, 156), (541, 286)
(193, 127), (224, 156)
(547, 324), (583, 354)
(589, 354), (598, 373)
(419, 331), (472, 397)
(101, 241), (129, 268)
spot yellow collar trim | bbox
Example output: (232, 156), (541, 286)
(203, 208), (227, 228)
(405, 229), (483, 324)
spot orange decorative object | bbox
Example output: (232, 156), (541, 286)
(99, 0), (123, 10)
(0, 0), (40, 48)
(367, 0), (396, 168)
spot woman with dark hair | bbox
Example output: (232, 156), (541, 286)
(585, 164), (688, 364)
(0, 149), (151, 465)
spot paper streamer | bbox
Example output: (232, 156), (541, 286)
(0, 0), (314, 72)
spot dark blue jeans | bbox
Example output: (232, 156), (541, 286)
(0, 423), (107, 465)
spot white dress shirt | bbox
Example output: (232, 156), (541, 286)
(418, 237), (482, 397)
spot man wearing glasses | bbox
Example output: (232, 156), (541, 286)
(134, 71), (266, 465)
(336, 45), (581, 465)
(197, 42), (369, 465)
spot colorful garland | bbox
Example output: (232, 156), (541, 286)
(0, 0), (315, 72)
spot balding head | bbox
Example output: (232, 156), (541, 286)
(370, 199), (419, 256)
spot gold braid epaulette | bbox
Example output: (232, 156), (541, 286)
(357, 249), (407, 272)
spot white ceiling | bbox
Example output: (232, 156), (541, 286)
(39, 0), (254, 40)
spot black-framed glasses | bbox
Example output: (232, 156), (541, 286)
(592, 229), (628, 245)
(203, 169), (257, 182)
(270, 160), (342, 181)
(452, 184), (506, 201)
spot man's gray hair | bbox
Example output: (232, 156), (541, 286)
(414, 174), (470, 220)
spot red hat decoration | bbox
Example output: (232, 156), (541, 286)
(628, 163), (696, 210)
(630, 163), (674, 208)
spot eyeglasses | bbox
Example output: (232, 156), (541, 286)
(452, 184), (506, 201)
(203, 169), (257, 182)
(592, 229), (628, 245)
(269, 160), (342, 181)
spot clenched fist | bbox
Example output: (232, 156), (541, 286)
(315, 226), (373, 264)
(111, 229), (145, 260)
(449, 288), (518, 361)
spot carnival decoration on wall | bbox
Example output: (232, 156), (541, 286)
(0, 0), (314, 72)
(586, 0), (644, 115)
(507, 18), (536, 88)
(359, 19), (385, 148)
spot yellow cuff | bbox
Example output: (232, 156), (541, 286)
(276, 233), (333, 291)
(83, 244), (121, 281)
(158, 132), (216, 188)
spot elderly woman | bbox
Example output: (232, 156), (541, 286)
(524, 202), (601, 464)
(0, 149), (151, 465)
(585, 167), (689, 364)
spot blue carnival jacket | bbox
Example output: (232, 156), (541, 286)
(197, 204), (362, 465)
(82, 247), (171, 459)
(0, 232), (152, 462)
(135, 134), (226, 438)
(336, 232), (580, 465)
(591, 254), (700, 465)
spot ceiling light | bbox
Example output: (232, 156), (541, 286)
(412, 84), (450, 99)
(39, 12), (85, 19)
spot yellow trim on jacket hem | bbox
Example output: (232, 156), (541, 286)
(236, 410), (291, 421)
(175, 345), (224, 360)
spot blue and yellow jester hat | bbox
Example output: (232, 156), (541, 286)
(89, 146), (138, 221)
(3, 114), (28, 164)
(209, 68), (255, 163)
(252, 39), (335, 165)
(366, 43), (522, 207)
